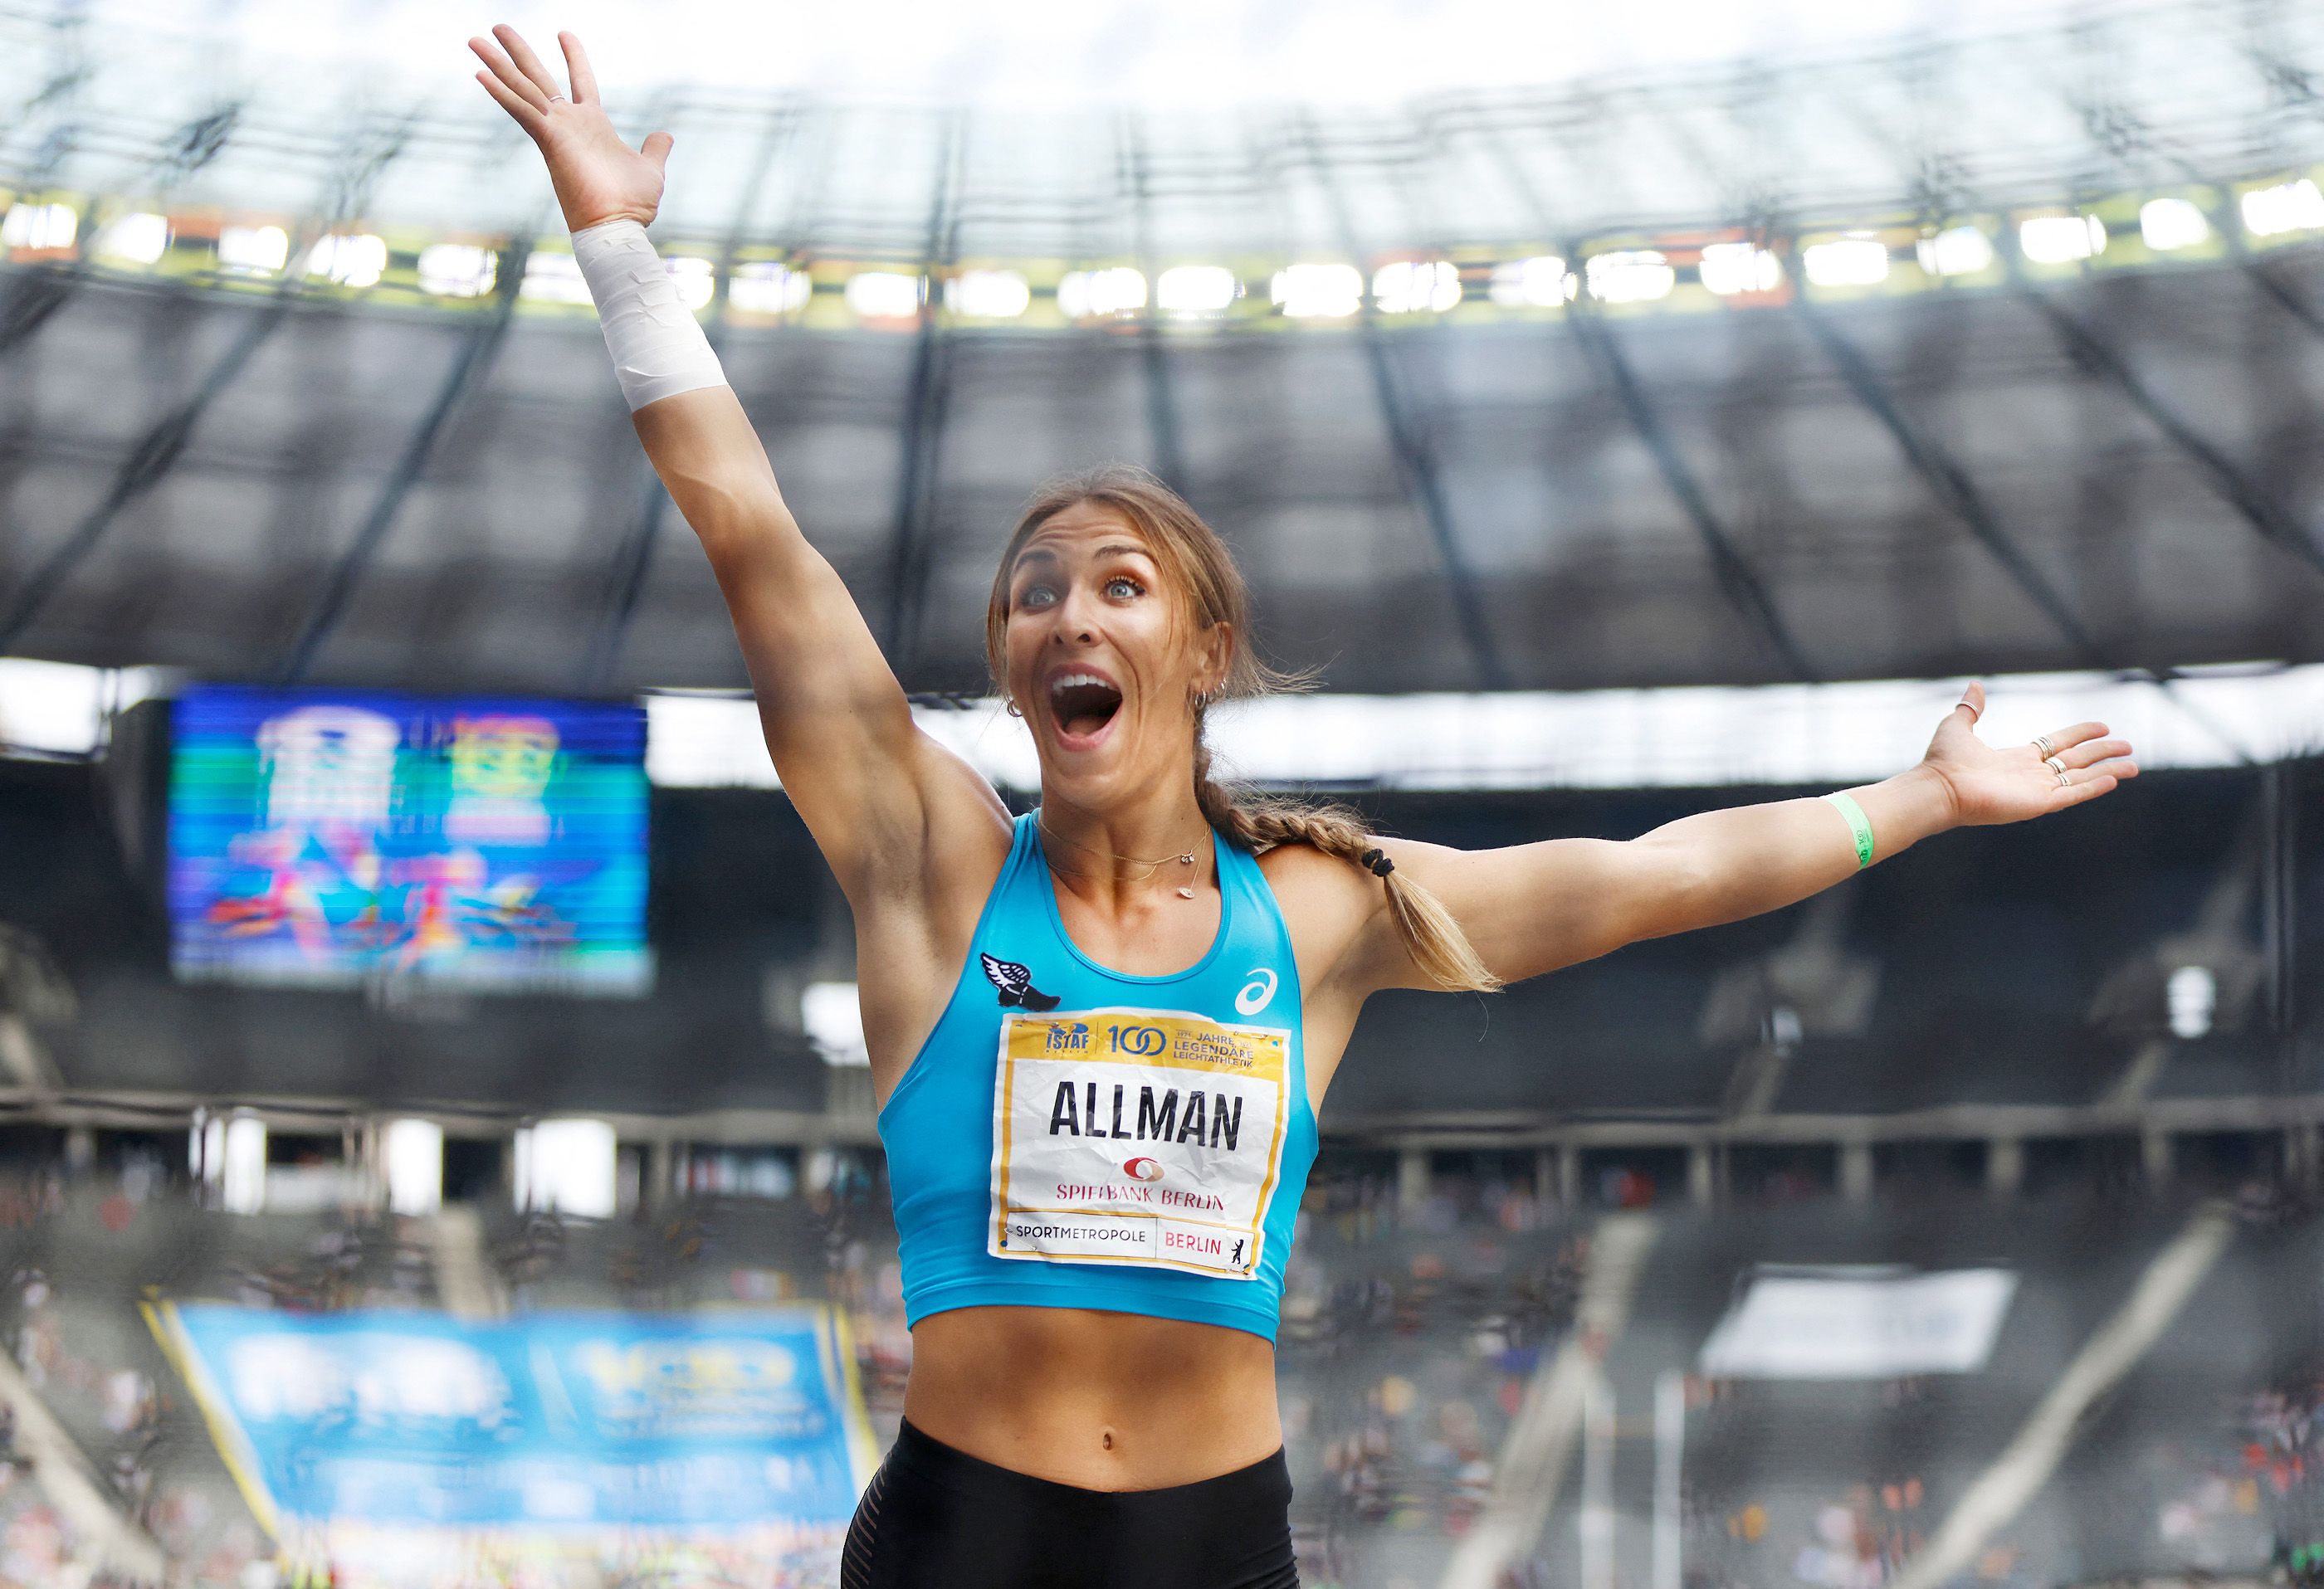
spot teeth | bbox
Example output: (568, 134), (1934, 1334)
(1049, 672), (1112, 695)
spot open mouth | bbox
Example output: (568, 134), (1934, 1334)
(1047, 671), (1124, 743)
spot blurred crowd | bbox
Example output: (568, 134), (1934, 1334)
(0, 1149), (2310, 1587)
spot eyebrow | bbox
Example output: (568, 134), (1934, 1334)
(1010, 541), (1155, 574)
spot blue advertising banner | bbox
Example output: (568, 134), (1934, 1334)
(148, 1304), (877, 1533)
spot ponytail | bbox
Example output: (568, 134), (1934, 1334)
(1192, 743), (1502, 995)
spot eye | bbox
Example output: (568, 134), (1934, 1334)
(1016, 582), (1057, 610)
(1103, 575), (1145, 601)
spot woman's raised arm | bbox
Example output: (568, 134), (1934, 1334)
(469, 26), (1007, 899)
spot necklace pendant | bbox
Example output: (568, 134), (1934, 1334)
(1178, 853), (1194, 865)
(1176, 886), (1195, 900)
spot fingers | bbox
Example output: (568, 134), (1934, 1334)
(493, 23), (569, 102)
(2055, 757), (2139, 806)
(2034, 720), (2112, 754)
(470, 35), (551, 114)
(642, 130), (674, 172)
(1955, 680), (1985, 724)
(473, 66), (546, 134)
(2059, 736), (2131, 772)
(558, 31), (599, 105)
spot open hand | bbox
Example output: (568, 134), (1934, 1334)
(1921, 680), (2139, 826)
(470, 25), (670, 233)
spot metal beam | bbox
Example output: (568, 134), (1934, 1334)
(581, 104), (799, 692)
(1296, 117), (1508, 690)
(879, 111), (966, 676)
(276, 232), (536, 684)
(1123, 115), (1189, 495)
(0, 292), (290, 651)
(0, 114), (413, 654)
(1567, 302), (1820, 680)
(1792, 288), (2124, 658)
(2054, 82), (2324, 340)
(1468, 115), (1812, 680)
(2014, 275), (2324, 581)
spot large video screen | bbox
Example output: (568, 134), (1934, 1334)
(169, 685), (651, 995)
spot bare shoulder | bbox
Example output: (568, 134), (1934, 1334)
(1255, 840), (1385, 995)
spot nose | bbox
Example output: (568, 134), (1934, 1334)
(1047, 586), (1100, 645)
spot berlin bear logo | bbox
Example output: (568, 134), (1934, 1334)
(981, 953), (1061, 1011)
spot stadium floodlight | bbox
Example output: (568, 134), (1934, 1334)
(2019, 213), (2107, 265)
(1585, 250), (1675, 305)
(1155, 265), (1239, 315)
(96, 211), (168, 266)
(845, 270), (923, 319)
(222, 1112), (266, 1216)
(217, 224), (290, 275)
(1272, 262), (1363, 318)
(728, 261), (811, 315)
(2167, 965), (2216, 1039)
(802, 981), (871, 1068)
(383, 1119), (444, 1216)
(1371, 259), (1462, 314)
(1488, 256), (1575, 307)
(1802, 236), (1890, 287)
(515, 1119), (617, 1218)
(2139, 197), (2210, 252)
(1915, 225), (1994, 277)
(417, 242), (496, 298)
(305, 232), (388, 289)
(2242, 178), (2324, 238)
(664, 255), (715, 311)
(1, 202), (76, 251)
(1697, 241), (1782, 296)
(520, 251), (592, 304)
(1057, 266), (1148, 319)
(945, 268), (1032, 319)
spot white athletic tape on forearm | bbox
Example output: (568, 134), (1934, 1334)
(569, 218), (727, 412)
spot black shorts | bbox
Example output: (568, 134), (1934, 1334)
(841, 1416), (1300, 1589)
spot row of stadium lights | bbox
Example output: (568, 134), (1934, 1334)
(6, 179), (2322, 319)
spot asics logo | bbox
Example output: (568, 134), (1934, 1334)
(1235, 968), (1278, 1016)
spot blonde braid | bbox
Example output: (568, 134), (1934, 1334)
(1193, 743), (1502, 994)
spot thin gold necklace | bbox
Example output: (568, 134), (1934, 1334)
(1038, 820), (1204, 899)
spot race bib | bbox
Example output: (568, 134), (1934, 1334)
(989, 1009), (1291, 1279)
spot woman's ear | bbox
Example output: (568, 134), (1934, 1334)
(1197, 620), (1236, 699)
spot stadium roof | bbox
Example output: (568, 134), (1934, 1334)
(0, 0), (2321, 697)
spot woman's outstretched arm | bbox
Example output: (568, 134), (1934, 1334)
(1353, 681), (2140, 991)
(470, 27), (1006, 901)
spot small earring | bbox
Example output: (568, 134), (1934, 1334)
(1005, 699), (1023, 718)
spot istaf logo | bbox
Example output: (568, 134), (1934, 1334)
(1123, 1157), (1164, 1182)
(980, 953), (1060, 1011)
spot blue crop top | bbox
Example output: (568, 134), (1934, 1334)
(875, 811), (1320, 1343)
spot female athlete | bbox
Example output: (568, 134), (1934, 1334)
(470, 26), (2139, 1587)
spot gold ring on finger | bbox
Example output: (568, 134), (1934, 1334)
(2043, 755), (2066, 776)
(2032, 733), (2056, 758)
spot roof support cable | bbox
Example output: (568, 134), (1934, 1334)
(879, 110), (968, 678)
(1471, 118), (1809, 682)
(1794, 280), (2259, 763)
(1568, 301), (1820, 681)
(2012, 272), (2324, 583)
(1122, 113), (1189, 497)
(0, 289), (289, 653)
(1296, 115), (1509, 691)
(276, 228), (539, 685)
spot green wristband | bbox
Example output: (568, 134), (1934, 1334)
(1824, 791), (1875, 870)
